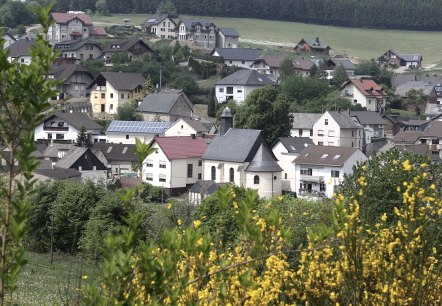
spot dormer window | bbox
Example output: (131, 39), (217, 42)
(325, 119), (328, 125)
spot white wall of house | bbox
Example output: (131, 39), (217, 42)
(272, 142), (298, 192)
(215, 85), (264, 104)
(245, 171), (281, 198)
(79, 169), (107, 184)
(341, 84), (386, 112)
(152, 18), (176, 39)
(290, 128), (314, 138)
(165, 119), (197, 136)
(222, 59), (255, 68)
(34, 119), (80, 142)
(8, 55), (32, 65)
(106, 133), (154, 145)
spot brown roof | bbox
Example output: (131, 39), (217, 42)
(104, 39), (153, 53)
(7, 39), (35, 57)
(181, 118), (210, 133)
(51, 12), (93, 26)
(49, 64), (91, 82)
(154, 136), (208, 160)
(421, 121), (442, 138)
(89, 26), (107, 37)
(256, 55), (284, 68)
(392, 131), (422, 144)
(293, 59), (314, 71)
(294, 145), (362, 166)
(341, 79), (388, 99)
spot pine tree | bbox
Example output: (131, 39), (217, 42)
(75, 126), (92, 148)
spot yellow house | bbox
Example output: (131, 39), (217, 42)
(88, 72), (145, 114)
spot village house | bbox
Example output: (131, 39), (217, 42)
(34, 112), (103, 143)
(293, 59), (314, 77)
(313, 110), (365, 150)
(249, 55), (285, 81)
(6, 39), (35, 64)
(211, 48), (261, 68)
(54, 147), (107, 183)
(395, 81), (433, 99)
(350, 111), (386, 143)
(424, 86), (442, 119)
(47, 12), (94, 43)
(164, 117), (215, 137)
(290, 113), (322, 137)
(188, 180), (226, 205)
(49, 64), (93, 99)
(294, 37), (331, 55)
(201, 108), (283, 198)
(2, 33), (16, 48)
(323, 58), (357, 80)
(92, 142), (138, 179)
(105, 120), (172, 144)
(217, 28), (240, 48)
(294, 145), (367, 199)
(340, 78), (388, 112)
(54, 40), (103, 61)
(103, 39), (153, 64)
(271, 137), (314, 193)
(382, 114), (402, 137)
(142, 136), (208, 196)
(377, 50), (423, 68)
(136, 90), (194, 121)
(176, 19), (217, 49)
(140, 14), (178, 39)
(88, 72), (145, 114)
(33, 168), (82, 183)
(214, 69), (277, 104)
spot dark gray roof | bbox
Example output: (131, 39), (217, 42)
(328, 111), (363, 129)
(63, 101), (92, 113)
(181, 118), (210, 132)
(54, 40), (102, 52)
(298, 38), (330, 49)
(43, 144), (75, 159)
(330, 59), (356, 70)
(45, 112), (102, 131)
(89, 72), (145, 91)
(106, 120), (171, 134)
(189, 180), (226, 195)
(246, 144), (283, 172)
(141, 14), (170, 27)
(294, 145), (363, 166)
(49, 64), (92, 82)
(392, 131), (422, 144)
(218, 27), (240, 37)
(420, 74), (442, 85)
(391, 73), (416, 89)
(54, 147), (88, 169)
(7, 39), (35, 57)
(103, 38), (153, 53)
(180, 19), (215, 31)
(350, 111), (385, 125)
(136, 90), (194, 113)
(422, 121), (442, 138)
(93, 143), (138, 162)
(395, 81), (433, 97)
(274, 137), (314, 153)
(215, 69), (276, 86)
(291, 113), (322, 129)
(34, 168), (81, 180)
(203, 129), (273, 163)
(212, 48), (261, 61)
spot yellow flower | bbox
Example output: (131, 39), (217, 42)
(430, 184), (436, 190)
(82, 275), (88, 280)
(402, 160), (412, 171)
(193, 220), (201, 229)
(277, 196), (284, 201)
(361, 165), (366, 171)
(167, 203), (172, 210)
(177, 218), (182, 226)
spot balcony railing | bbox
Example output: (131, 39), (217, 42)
(298, 189), (326, 198)
(300, 175), (324, 183)
(43, 126), (69, 131)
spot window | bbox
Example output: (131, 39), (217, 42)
(56, 134), (64, 140)
(254, 175), (260, 184)
(229, 168), (235, 182)
(242, 61), (245, 64)
(159, 161), (166, 168)
(110, 104), (113, 110)
(237, 89), (243, 93)
(126, 135), (129, 140)
(321, 154), (329, 159)
(198, 173), (202, 179)
(284, 173), (287, 179)
(325, 119), (328, 125)
(229, 60), (233, 64)
(211, 166), (216, 180)
(90, 46), (93, 50)
(48, 133), (52, 140)
(219, 88), (224, 93)
(187, 164), (193, 178)
(121, 93), (124, 99)
(318, 142), (324, 146)
(300, 168), (312, 176)
(159, 174), (166, 182)
(310, 130), (313, 137)
(320, 184), (326, 191)
(101, 93), (105, 98)
(110, 93), (113, 98)
(328, 130), (335, 137)
(145, 160), (153, 167)
(198, 160), (202, 166)
(352, 131), (355, 137)
(146, 173), (153, 181)
(89, 54), (93, 59)
(299, 129), (303, 136)
(80, 54), (83, 59)
(318, 130), (324, 136)
(331, 170), (340, 178)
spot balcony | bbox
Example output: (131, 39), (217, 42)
(298, 189), (326, 199)
(300, 175), (324, 183)
(43, 126), (69, 131)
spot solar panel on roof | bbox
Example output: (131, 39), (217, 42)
(147, 18), (156, 22)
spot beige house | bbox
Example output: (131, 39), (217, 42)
(140, 14), (177, 39)
(88, 72), (145, 114)
(54, 40), (103, 61)
(217, 28), (240, 48)
(48, 12), (93, 43)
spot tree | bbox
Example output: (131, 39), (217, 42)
(234, 86), (293, 144)
(207, 87), (216, 117)
(95, 0), (108, 15)
(115, 100), (142, 121)
(0, 5), (58, 302)
(355, 58), (381, 76)
(143, 75), (156, 95)
(156, 0), (177, 14)
(133, 138), (157, 180)
(280, 74), (331, 109)
(75, 126), (92, 148)
(170, 76), (199, 96)
(278, 58), (295, 82)
(404, 88), (428, 116)
(110, 52), (129, 64)
(331, 63), (348, 87)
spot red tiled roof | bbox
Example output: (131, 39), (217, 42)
(89, 26), (107, 36)
(51, 12), (93, 26)
(343, 79), (388, 99)
(258, 55), (284, 68)
(154, 136), (208, 160)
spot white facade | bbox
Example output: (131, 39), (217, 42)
(202, 160), (282, 198)
(35, 118), (101, 143)
(149, 17), (176, 39)
(215, 84), (263, 104)
(2, 34), (15, 48)
(48, 17), (90, 43)
(290, 128), (314, 138)
(295, 150), (367, 199)
(8, 55), (31, 65)
(341, 83), (386, 112)
(106, 133), (154, 145)
(91, 81), (141, 114)
(165, 119), (199, 137)
(313, 112), (364, 149)
(272, 141), (298, 192)
(142, 142), (202, 191)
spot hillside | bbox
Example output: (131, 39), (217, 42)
(93, 14), (442, 64)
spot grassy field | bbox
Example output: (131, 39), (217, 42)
(93, 14), (442, 64)
(11, 252), (95, 305)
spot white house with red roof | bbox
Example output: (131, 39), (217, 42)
(142, 136), (208, 196)
(47, 12), (94, 43)
(340, 78), (388, 112)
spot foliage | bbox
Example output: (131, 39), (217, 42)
(0, 1), (36, 28)
(355, 58), (381, 76)
(207, 86), (216, 117)
(143, 75), (156, 95)
(114, 99), (142, 121)
(234, 86), (293, 144)
(0, 5), (58, 303)
(95, 0), (109, 15)
(280, 74), (332, 108)
(109, 51), (129, 65)
(299, 91), (365, 113)
(75, 126), (92, 148)
(156, 0), (177, 14)
(133, 138), (157, 179)
(331, 63), (348, 87)
(404, 88), (428, 116)
(138, 182), (167, 204)
(278, 58), (295, 82)
(170, 76), (199, 96)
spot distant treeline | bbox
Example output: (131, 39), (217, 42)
(52, 0), (442, 31)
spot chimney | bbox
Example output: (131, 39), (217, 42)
(191, 133), (196, 139)
(220, 107), (233, 136)
(315, 37), (320, 43)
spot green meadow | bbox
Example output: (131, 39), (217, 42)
(93, 14), (442, 64)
